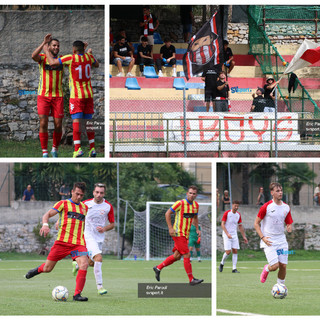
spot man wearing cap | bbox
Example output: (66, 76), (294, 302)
(264, 76), (280, 111)
(251, 87), (267, 112)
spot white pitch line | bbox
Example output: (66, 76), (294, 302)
(217, 309), (265, 316)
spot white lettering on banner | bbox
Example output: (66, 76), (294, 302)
(163, 113), (300, 145)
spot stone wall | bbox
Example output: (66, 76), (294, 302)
(0, 10), (105, 141)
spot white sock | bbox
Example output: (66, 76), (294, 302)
(277, 278), (285, 285)
(265, 265), (270, 272)
(221, 252), (230, 265)
(232, 254), (238, 269)
(94, 261), (103, 289)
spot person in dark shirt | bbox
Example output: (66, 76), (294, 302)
(201, 64), (221, 112)
(180, 5), (194, 43)
(223, 40), (235, 75)
(155, 37), (176, 77)
(118, 29), (134, 53)
(263, 76), (280, 111)
(216, 71), (230, 112)
(113, 35), (135, 77)
(251, 87), (267, 112)
(23, 185), (35, 201)
(137, 36), (154, 76)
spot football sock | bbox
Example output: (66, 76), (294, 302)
(183, 257), (193, 282)
(87, 133), (95, 150)
(277, 278), (285, 285)
(74, 269), (87, 296)
(197, 251), (201, 258)
(190, 251), (193, 258)
(157, 254), (176, 270)
(232, 254), (238, 269)
(52, 130), (62, 149)
(221, 252), (230, 265)
(38, 263), (45, 273)
(39, 132), (48, 155)
(94, 261), (103, 289)
(73, 122), (81, 151)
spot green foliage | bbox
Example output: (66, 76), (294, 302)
(32, 219), (53, 245)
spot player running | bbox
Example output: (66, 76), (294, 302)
(72, 183), (115, 295)
(153, 185), (204, 285)
(44, 38), (99, 158)
(25, 182), (89, 302)
(254, 182), (293, 287)
(32, 34), (64, 158)
(189, 221), (202, 262)
(219, 200), (248, 273)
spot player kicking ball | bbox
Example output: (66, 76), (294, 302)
(153, 186), (203, 285)
(71, 183), (115, 295)
(254, 182), (293, 287)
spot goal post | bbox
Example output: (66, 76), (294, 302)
(127, 201), (211, 261)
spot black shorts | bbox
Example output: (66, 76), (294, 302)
(205, 88), (217, 102)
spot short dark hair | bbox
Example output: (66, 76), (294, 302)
(73, 40), (85, 53)
(116, 35), (125, 42)
(269, 182), (282, 191)
(94, 183), (106, 191)
(223, 40), (229, 45)
(141, 36), (148, 42)
(164, 37), (171, 43)
(232, 200), (240, 204)
(48, 38), (59, 46)
(73, 182), (86, 193)
(188, 185), (198, 193)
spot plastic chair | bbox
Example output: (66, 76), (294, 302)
(173, 78), (188, 90)
(125, 78), (141, 90)
(144, 66), (159, 78)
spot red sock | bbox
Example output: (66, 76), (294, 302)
(73, 122), (81, 151)
(157, 255), (176, 270)
(38, 263), (45, 273)
(87, 131), (95, 150)
(184, 257), (193, 282)
(39, 132), (48, 154)
(52, 131), (62, 149)
(74, 269), (87, 296)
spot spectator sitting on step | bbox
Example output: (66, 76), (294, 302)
(137, 36), (154, 76)
(223, 40), (235, 76)
(118, 29), (134, 54)
(113, 35), (135, 77)
(251, 87), (267, 112)
(156, 37), (177, 77)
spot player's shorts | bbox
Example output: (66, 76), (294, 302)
(205, 88), (217, 102)
(188, 237), (200, 249)
(69, 98), (94, 117)
(264, 241), (289, 266)
(113, 56), (133, 66)
(47, 240), (88, 261)
(223, 233), (240, 251)
(172, 236), (189, 255)
(85, 236), (103, 260)
(37, 96), (64, 118)
(140, 35), (154, 46)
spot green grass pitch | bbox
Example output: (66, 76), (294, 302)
(0, 254), (211, 315)
(217, 259), (320, 315)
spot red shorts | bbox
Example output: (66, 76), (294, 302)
(47, 240), (88, 261)
(37, 96), (64, 118)
(172, 236), (190, 255)
(69, 98), (94, 115)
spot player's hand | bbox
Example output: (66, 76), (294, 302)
(262, 236), (272, 246)
(84, 42), (88, 50)
(196, 230), (201, 237)
(243, 237), (248, 244)
(39, 225), (50, 237)
(87, 48), (93, 54)
(286, 224), (292, 233)
(168, 227), (176, 237)
(96, 226), (104, 233)
(227, 234), (232, 239)
(43, 34), (52, 44)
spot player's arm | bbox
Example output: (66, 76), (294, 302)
(286, 224), (292, 232)
(221, 220), (232, 239)
(238, 224), (248, 243)
(193, 215), (201, 237)
(254, 216), (272, 246)
(40, 208), (59, 237)
(97, 222), (115, 233)
(165, 208), (175, 236)
(31, 33), (52, 62)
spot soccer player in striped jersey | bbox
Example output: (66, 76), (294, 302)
(44, 40), (99, 158)
(153, 185), (204, 285)
(25, 182), (90, 302)
(32, 34), (64, 158)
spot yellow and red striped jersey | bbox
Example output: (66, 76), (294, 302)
(37, 54), (64, 97)
(59, 53), (96, 99)
(170, 199), (199, 238)
(53, 199), (88, 245)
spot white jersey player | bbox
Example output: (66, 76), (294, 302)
(219, 200), (248, 273)
(254, 182), (293, 286)
(72, 183), (114, 295)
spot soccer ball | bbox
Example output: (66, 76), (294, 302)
(271, 283), (287, 299)
(52, 286), (69, 301)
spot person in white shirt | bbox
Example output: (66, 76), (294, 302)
(219, 200), (248, 273)
(254, 182), (293, 286)
(72, 183), (115, 295)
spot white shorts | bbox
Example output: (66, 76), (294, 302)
(264, 242), (289, 266)
(223, 234), (240, 251)
(85, 236), (103, 260)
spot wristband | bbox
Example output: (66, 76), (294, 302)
(261, 236), (265, 239)
(43, 223), (49, 227)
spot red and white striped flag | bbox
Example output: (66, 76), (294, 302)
(284, 39), (320, 74)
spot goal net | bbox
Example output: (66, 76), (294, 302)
(127, 201), (211, 260)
